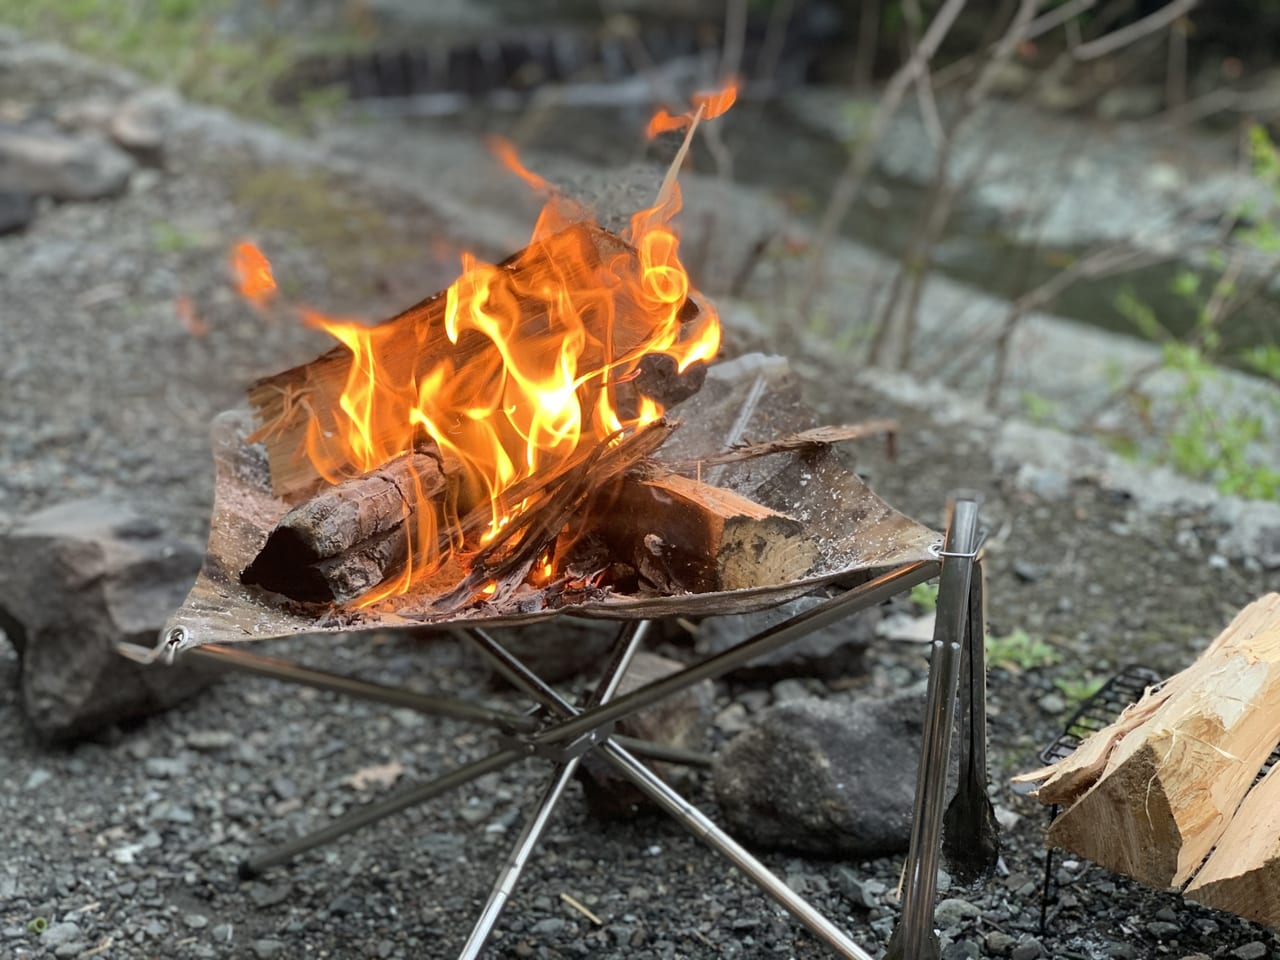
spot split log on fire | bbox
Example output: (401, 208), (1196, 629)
(1185, 759), (1280, 929)
(587, 472), (819, 594)
(1013, 593), (1280, 891)
(247, 222), (706, 500)
(240, 450), (450, 604)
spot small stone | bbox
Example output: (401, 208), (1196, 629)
(833, 868), (883, 908)
(41, 922), (81, 947)
(0, 189), (33, 235)
(933, 898), (980, 931)
(1232, 943), (1269, 960)
(248, 883), (292, 909)
(183, 914), (208, 930)
(211, 924), (233, 943)
(1036, 692), (1066, 715)
(251, 940), (285, 959)
(1146, 920), (1180, 940)
(531, 917), (566, 936)
(186, 730), (235, 751)
(985, 930), (1016, 956)
(0, 126), (133, 200)
(942, 942), (980, 960)
(23, 768), (52, 790)
(55, 942), (87, 959)
(144, 756), (189, 778)
(327, 894), (362, 916)
(110, 87), (179, 154)
(1010, 940), (1044, 960)
(714, 702), (750, 734)
(770, 679), (811, 703)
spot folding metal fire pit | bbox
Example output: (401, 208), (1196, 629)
(130, 357), (996, 960)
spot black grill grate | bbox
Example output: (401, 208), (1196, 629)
(1037, 663), (1280, 781)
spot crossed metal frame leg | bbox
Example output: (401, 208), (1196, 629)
(149, 493), (991, 958)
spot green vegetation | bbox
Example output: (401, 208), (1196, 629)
(1052, 674), (1106, 707)
(1105, 124), (1280, 502)
(985, 628), (1060, 672)
(0, 0), (316, 123)
(229, 163), (422, 299)
(909, 581), (939, 611)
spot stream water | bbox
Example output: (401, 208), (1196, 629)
(417, 97), (1279, 365)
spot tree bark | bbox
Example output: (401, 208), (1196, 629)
(241, 450), (448, 604)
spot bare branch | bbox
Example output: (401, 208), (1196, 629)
(1072, 0), (1197, 62)
(798, 0), (970, 320)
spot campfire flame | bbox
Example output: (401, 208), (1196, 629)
(238, 85), (733, 605)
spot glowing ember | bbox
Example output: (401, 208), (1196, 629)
(241, 96), (733, 605)
(645, 81), (739, 140)
(231, 241), (277, 308)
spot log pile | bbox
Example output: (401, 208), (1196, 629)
(236, 223), (892, 611)
(1015, 592), (1280, 930)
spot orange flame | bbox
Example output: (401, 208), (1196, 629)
(244, 116), (730, 605)
(645, 81), (739, 140)
(231, 241), (277, 308)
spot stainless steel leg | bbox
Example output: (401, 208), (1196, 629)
(514, 560), (940, 750)
(457, 622), (650, 959)
(238, 747), (525, 878)
(464, 626), (876, 960)
(885, 494), (982, 960)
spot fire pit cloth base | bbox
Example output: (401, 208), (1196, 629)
(161, 354), (939, 651)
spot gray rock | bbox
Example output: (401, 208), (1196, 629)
(0, 190), (34, 235)
(712, 691), (929, 857)
(578, 651), (714, 819)
(110, 87), (179, 155)
(693, 597), (876, 681)
(0, 498), (209, 740)
(40, 921), (80, 947)
(0, 125), (133, 200)
(484, 618), (617, 684)
(1010, 939), (1044, 960)
(1232, 944), (1269, 960)
(1096, 86), (1164, 121)
(252, 940), (285, 959)
(1146, 920), (1180, 939)
(934, 897), (981, 930)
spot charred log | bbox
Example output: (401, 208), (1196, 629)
(241, 450), (448, 604)
(247, 223), (708, 500)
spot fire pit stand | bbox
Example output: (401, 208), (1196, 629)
(126, 493), (991, 960)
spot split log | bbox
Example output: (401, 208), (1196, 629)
(241, 450), (449, 604)
(248, 223), (705, 500)
(593, 472), (818, 593)
(1186, 759), (1280, 928)
(1014, 593), (1280, 891)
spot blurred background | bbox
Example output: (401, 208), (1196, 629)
(4, 0), (1278, 506)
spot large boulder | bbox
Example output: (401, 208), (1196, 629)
(713, 690), (929, 858)
(694, 596), (877, 682)
(577, 651), (715, 818)
(0, 123), (133, 200)
(0, 499), (210, 741)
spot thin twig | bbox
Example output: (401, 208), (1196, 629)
(1072, 0), (1198, 61)
(798, 0), (970, 321)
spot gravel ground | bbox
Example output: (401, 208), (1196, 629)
(3, 34), (1280, 960)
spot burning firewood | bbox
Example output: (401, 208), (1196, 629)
(247, 222), (708, 501)
(241, 450), (451, 604)
(1014, 593), (1280, 901)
